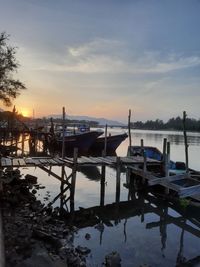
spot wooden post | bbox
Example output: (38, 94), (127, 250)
(62, 107), (66, 159)
(128, 109), (132, 155)
(21, 132), (25, 156)
(70, 148), (78, 212)
(60, 107), (66, 213)
(162, 138), (167, 175)
(115, 157), (121, 203)
(103, 124), (107, 156)
(183, 111), (189, 172)
(100, 164), (106, 206)
(165, 142), (170, 194)
(141, 139), (146, 183)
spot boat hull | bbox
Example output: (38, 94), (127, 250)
(52, 131), (103, 156)
(89, 133), (128, 155)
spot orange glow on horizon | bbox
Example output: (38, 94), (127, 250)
(18, 108), (31, 118)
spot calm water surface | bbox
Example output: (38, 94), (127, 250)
(21, 129), (200, 267)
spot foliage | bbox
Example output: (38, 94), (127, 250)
(132, 116), (200, 132)
(0, 32), (26, 106)
(179, 198), (190, 209)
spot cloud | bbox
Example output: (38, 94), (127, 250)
(34, 38), (200, 75)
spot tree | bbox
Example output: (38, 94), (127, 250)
(0, 32), (26, 106)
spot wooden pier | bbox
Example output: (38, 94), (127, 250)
(0, 153), (200, 211)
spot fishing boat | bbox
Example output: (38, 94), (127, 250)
(89, 133), (128, 155)
(49, 125), (103, 156)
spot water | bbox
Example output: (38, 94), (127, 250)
(20, 128), (200, 267)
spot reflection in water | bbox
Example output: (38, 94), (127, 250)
(68, 166), (200, 267)
(71, 186), (200, 267)
(133, 130), (200, 146)
(78, 166), (101, 181)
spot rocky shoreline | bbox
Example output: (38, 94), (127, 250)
(0, 169), (91, 267)
(0, 169), (122, 267)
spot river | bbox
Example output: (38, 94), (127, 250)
(20, 128), (200, 267)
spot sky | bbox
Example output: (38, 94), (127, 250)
(0, 0), (200, 122)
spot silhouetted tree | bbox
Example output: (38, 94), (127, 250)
(0, 32), (26, 106)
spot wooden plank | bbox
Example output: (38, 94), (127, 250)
(12, 158), (20, 166)
(80, 156), (99, 164)
(97, 157), (114, 165)
(5, 158), (12, 166)
(25, 158), (36, 165)
(39, 159), (47, 164)
(148, 173), (190, 186)
(128, 166), (157, 180)
(18, 158), (26, 166)
(1, 158), (7, 167)
(159, 180), (181, 192)
(179, 184), (200, 198)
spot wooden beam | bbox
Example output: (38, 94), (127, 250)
(148, 173), (189, 186)
(179, 184), (200, 198)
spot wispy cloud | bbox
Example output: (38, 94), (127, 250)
(37, 38), (200, 75)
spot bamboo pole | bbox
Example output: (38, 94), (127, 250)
(116, 157), (121, 203)
(103, 124), (108, 156)
(162, 138), (167, 175)
(61, 107), (66, 159)
(60, 107), (66, 213)
(165, 141), (170, 194)
(183, 111), (189, 172)
(100, 164), (106, 206)
(70, 148), (78, 212)
(128, 109), (132, 155)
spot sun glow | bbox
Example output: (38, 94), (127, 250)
(19, 108), (31, 118)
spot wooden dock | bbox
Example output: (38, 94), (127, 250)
(0, 154), (200, 211)
(0, 155), (160, 168)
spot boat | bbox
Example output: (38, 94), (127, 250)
(128, 145), (186, 172)
(49, 125), (103, 156)
(89, 133), (128, 156)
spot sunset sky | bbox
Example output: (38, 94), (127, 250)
(0, 0), (200, 122)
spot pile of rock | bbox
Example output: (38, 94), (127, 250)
(0, 169), (90, 267)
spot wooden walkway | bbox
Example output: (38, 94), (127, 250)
(0, 155), (160, 168)
(129, 166), (200, 202)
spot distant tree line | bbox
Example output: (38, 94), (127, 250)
(132, 117), (200, 132)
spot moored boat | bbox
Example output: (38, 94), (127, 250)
(89, 133), (128, 155)
(128, 145), (186, 173)
(49, 127), (103, 156)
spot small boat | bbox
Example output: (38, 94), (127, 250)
(89, 133), (128, 155)
(128, 145), (186, 172)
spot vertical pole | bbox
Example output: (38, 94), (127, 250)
(70, 148), (78, 212)
(128, 109), (132, 155)
(104, 124), (107, 156)
(162, 138), (167, 175)
(141, 139), (146, 183)
(62, 107), (66, 159)
(115, 157), (121, 203)
(60, 107), (66, 213)
(183, 111), (189, 172)
(100, 164), (106, 206)
(165, 142), (170, 194)
(22, 131), (25, 156)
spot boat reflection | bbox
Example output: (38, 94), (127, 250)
(78, 166), (101, 181)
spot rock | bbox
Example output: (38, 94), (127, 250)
(25, 174), (38, 184)
(32, 189), (37, 194)
(76, 245), (91, 255)
(32, 229), (63, 249)
(16, 251), (67, 267)
(104, 251), (121, 267)
(85, 233), (91, 240)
